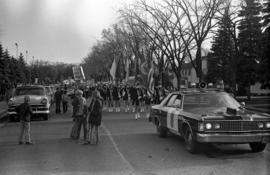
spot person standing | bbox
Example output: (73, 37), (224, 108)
(87, 90), (103, 145)
(16, 96), (33, 145)
(62, 91), (69, 113)
(112, 86), (120, 112)
(71, 90), (87, 142)
(121, 85), (129, 112)
(134, 87), (141, 119)
(54, 87), (62, 114)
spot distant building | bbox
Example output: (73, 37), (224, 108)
(172, 56), (269, 95)
(172, 57), (208, 88)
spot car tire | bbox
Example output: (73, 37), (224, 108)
(156, 120), (167, 138)
(184, 127), (199, 153)
(43, 114), (49, 121)
(9, 115), (19, 122)
(249, 142), (266, 152)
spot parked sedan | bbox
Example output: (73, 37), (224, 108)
(8, 85), (51, 121)
(149, 89), (270, 153)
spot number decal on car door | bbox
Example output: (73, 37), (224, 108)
(167, 108), (178, 131)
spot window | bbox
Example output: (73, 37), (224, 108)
(166, 95), (177, 106)
(166, 94), (182, 108)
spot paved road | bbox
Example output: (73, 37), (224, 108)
(0, 107), (269, 175)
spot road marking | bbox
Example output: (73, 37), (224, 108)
(102, 123), (135, 174)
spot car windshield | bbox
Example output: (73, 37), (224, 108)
(15, 88), (45, 96)
(183, 92), (240, 110)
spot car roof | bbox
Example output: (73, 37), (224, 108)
(16, 85), (45, 89)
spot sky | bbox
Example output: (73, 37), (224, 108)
(0, 0), (134, 64)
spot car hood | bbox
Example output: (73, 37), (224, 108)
(184, 107), (270, 120)
(11, 95), (47, 105)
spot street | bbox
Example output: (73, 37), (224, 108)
(0, 105), (270, 175)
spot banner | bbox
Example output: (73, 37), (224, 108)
(72, 66), (85, 81)
(110, 58), (117, 80)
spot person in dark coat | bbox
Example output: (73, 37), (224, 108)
(16, 95), (33, 145)
(87, 90), (103, 145)
(54, 87), (62, 114)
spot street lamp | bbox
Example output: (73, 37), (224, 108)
(15, 43), (18, 59)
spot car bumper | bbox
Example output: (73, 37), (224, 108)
(8, 110), (50, 115)
(196, 133), (270, 143)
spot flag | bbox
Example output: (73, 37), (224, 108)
(110, 58), (117, 80)
(147, 61), (155, 95)
(125, 58), (130, 80)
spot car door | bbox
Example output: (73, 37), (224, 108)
(166, 94), (183, 132)
(156, 94), (175, 127)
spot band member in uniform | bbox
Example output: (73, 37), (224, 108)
(112, 86), (120, 112)
(121, 85), (129, 112)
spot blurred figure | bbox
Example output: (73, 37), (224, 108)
(121, 85), (129, 112)
(16, 95), (33, 145)
(87, 90), (103, 145)
(144, 91), (152, 118)
(70, 90), (87, 142)
(134, 87), (141, 119)
(112, 86), (120, 112)
(54, 87), (62, 114)
(62, 90), (69, 113)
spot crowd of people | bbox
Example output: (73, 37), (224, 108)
(16, 82), (170, 145)
(62, 84), (169, 119)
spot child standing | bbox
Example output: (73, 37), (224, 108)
(16, 95), (33, 145)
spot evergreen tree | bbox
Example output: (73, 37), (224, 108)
(17, 53), (27, 84)
(207, 7), (236, 88)
(2, 50), (11, 84)
(237, 0), (263, 99)
(259, 0), (270, 88)
(0, 44), (4, 81)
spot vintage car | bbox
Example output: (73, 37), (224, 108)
(149, 89), (270, 153)
(8, 85), (51, 121)
(44, 85), (54, 104)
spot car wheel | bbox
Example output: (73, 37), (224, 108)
(184, 127), (198, 153)
(9, 115), (19, 122)
(249, 142), (266, 152)
(43, 114), (49, 121)
(156, 120), (167, 138)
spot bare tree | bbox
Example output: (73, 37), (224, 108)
(170, 0), (225, 82)
(120, 0), (194, 88)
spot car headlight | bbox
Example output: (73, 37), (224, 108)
(257, 122), (264, 129)
(41, 98), (48, 105)
(198, 123), (204, 131)
(266, 122), (270, 128)
(214, 123), (221, 129)
(8, 99), (14, 106)
(205, 123), (212, 130)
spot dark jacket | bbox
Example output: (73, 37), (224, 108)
(16, 103), (32, 122)
(88, 98), (102, 126)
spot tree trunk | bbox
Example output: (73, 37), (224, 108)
(246, 85), (251, 101)
(195, 44), (203, 82)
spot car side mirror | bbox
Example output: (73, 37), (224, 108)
(240, 102), (246, 108)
